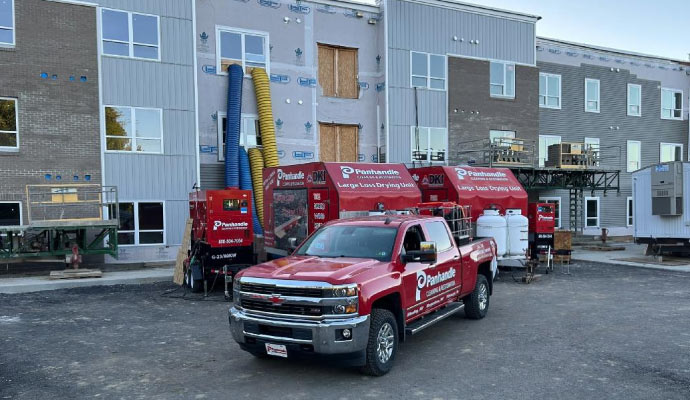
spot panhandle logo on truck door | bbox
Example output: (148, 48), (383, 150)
(416, 268), (456, 301)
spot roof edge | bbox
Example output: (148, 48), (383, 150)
(400, 0), (540, 23)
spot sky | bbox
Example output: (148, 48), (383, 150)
(371, 0), (690, 61)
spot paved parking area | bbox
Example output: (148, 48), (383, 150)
(1, 261), (689, 399)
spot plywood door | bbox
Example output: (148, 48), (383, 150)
(319, 123), (337, 162)
(319, 124), (358, 162)
(337, 48), (358, 99)
(338, 125), (358, 162)
(318, 45), (336, 97)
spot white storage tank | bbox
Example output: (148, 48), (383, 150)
(477, 209), (507, 257)
(506, 209), (529, 256)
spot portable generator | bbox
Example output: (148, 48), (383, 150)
(187, 189), (254, 296)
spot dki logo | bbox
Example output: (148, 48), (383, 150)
(428, 174), (444, 185)
(312, 170), (327, 184)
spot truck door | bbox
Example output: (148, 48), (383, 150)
(417, 221), (463, 312)
(400, 224), (432, 323)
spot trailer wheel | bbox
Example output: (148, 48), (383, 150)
(185, 268), (203, 293)
(361, 309), (398, 376)
(464, 274), (489, 320)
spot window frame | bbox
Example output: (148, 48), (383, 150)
(660, 88), (683, 120)
(100, 8), (161, 62)
(627, 83), (641, 117)
(0, 200), (22, 227)
(538, 134), (561, 167)
(0, 0), (15, 47)
(539, 197), (561, 229)
(424, 220), (453, 252)
(585, 196), (600, 228)
(115, 201), (166, 246)
(0, 96), (19, 151)
(490, 61), (515, 99)
(410, 126), (448, 164)
(626, 140), (641, 172)
(410, 51), (446, 91)
(659, 142), (683, 162)
(584, 78), (600, 113)
(215, 25), (270, 77)
(539, 72), (561, 109)
(216, 112), (261, 161)
(104, 105), (164, 154)
(626, 196), (633, 227)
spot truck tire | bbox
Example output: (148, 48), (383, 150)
(185, 268), (203, 293)
(361, 309), (398, 376)
(464, 274), (489, 320)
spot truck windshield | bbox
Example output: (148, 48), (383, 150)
(295, 225), (398, 261)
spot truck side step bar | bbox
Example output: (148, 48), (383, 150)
(405, 302), (465, 336)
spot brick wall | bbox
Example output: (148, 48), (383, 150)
(0, 0), (100, 223)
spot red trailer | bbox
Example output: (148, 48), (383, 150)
(409, 166), (528, 221)
(263, 162), (421, 256)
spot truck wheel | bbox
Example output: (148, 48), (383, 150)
(361, 309), (398, 376)
(185, 268), (203, 293)
(464, 275), (489, 320)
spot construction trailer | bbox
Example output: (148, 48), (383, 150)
(633, 162), (690, 255)
(262, 162), (422, 257)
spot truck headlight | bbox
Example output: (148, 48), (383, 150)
(232, 281), (241, 304)
(332, 304), (358, 314)
(330, 285), (357, 298)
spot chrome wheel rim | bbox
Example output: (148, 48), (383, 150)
(376, 322), (395, 364)
(478, 283), (488, 311)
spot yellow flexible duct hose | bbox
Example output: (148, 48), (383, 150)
(251, 68), (279, 168)
(248, 147), (265, 226)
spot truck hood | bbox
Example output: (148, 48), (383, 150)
(238, 256), (383, 284)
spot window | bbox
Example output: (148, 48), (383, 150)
(402, 225), (425, 253)
(217, 113), (262, 161)
(0, 201), (21, 226)
(585, 197), (599, 228)
(411, 127), (447, 164)
(489, 130), (515, 143)
(661, 88), (683, 120)
(539, 73), (561, 109)
(585, 78), (600, 113)
(0, 97), (18, 149)
(410, 52), (446, 90)
(660, 143), (683, 162)
(425, 221), (453, 251)
(111, 202), (164, 245)
(105, 106), (162, 153)
(585, 137), (600, 166)
(627, 197), (633, 227)
(538, 135), (561, 167)
(490, 62), (515, 98)
(319, 123), (358, 162)
(217, 27), (269, 75)
(627, 84), (641, 116)
(0, 0), (14, 46)
(627, 140), (641, 172)
(318, 44), (358, 98)
(539, 197), (561, 228)
(101, 9), (159, 60)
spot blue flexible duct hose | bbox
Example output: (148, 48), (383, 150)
(225, 64), (243, 188)
(239, 146), (263, 234)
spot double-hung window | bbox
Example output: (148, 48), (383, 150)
(539, 73), (561, 109)
(411, 52), (446, 90)
(661, 88), (683, 120)
(217, 27), (269, 75)
(111, 202), (165, 245)
(105, 106), (163, 153)
(626, 140), (641, 172)
(490, 61), (515, 98)
(0, 0), (14, 46)
(101, 9), (160, 60)
(411, 127), (447, 164)
(660, 143), (683, 162)
(217, 112), (262, 161)
(585, 197), (600, 228)
(627, 84), (641, 116)
(0, 97), (18, 150)
(585, 78), (600, 113)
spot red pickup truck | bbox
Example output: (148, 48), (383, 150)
(229, 214), (497, 375)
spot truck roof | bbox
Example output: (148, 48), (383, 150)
(326, 214), (440, 228)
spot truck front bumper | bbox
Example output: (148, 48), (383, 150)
(229, 306), (370, 362)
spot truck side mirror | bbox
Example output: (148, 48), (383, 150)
(402, 241), (437, 264)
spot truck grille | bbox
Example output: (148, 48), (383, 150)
(241, 299), (323, 317)
(240, 282), (323, 298)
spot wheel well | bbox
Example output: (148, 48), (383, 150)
(371, 292), (405, 341)
(478, 261), (493, 295)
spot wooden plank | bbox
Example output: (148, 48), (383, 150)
(49, 269), (102, 280)
(318, 45), (336, 97)
(338, 125), (359, 162)
(554, 229), (572, 251)
(173, 218), (193, 285)
(337, 48), (358, 99)
(319, 123), (337, 162)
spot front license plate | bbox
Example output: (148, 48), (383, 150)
(265, 343), (288, 358)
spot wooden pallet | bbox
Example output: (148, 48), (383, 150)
(173, 218), (193, 285)
(49, 269), (102, 280)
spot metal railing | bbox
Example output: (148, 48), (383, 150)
(454, 137), (537, 167)
(25, 184), (119, 227)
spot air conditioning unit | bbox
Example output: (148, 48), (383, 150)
(651, 162), (683, 216)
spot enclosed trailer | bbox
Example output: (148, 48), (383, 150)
(633, 162), (690, 255)
(263, 162), (422, 257)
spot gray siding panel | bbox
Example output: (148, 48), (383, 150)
(104, 153), (196, 200)
(164, 110), (196, 156)
(161, 17), (195, 65)
(388, 87), (446, 127)
(165, 200), (190, 245)
(97, 0), (192, 19)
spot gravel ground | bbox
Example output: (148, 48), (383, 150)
(1, 261), (689, 399)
